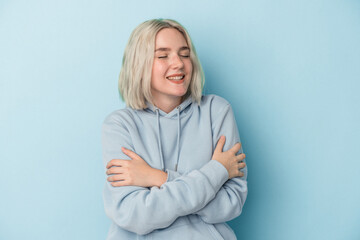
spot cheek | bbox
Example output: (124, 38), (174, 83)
(152, 61), (167, 77)
(186, 61), (193, 75)
(185, 58), (193, 70)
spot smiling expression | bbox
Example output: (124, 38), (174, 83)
(151, 28), (193, 107)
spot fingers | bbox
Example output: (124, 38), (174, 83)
(106, 167), (125, 175)
(214, 136), (226, 154)
(106, 147), (140, 169)
(238, 161), (246, 169)
(107, 173), (131, 187)
(107, 174), (126, 182)
(110, 180), (129, 187)
(121, 147), (140, 160)
(236, 153), (246, 162)
(216, 137), (242, 155)
(236, 161), (246, 178)
(106, 167), (129, 187)
(106, 159), (128, 169)
(230, 142), (242, 154)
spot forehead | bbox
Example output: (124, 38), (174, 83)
(155, 28), (188, 48)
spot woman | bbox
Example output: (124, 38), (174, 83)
(102, 18), (247, 240)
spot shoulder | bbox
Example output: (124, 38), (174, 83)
(199, 95), (233, 124)
(201, 94), (231, 109)
(102, 107), (138, 129)
(200, 94), (232, 119)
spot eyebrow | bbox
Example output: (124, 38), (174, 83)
(155, 46), (190, 52)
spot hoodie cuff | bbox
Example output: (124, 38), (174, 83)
(199, 160), (229, 190)
(165, 169), (182, 182)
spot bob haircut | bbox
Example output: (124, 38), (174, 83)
(118, 18), (205, 109)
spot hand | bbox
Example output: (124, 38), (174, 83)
(211, 136), (246, 179)
(106, 147), (168, 188)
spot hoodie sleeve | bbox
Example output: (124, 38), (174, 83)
(165, 103), (248, 224)
(196, 103), (248, 223)
(102, 113), (229, 235)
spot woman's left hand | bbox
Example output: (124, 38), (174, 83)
(106, 147), (167, 188)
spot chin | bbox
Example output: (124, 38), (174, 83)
(175, 89), (188, 97)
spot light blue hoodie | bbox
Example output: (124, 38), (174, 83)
(102, 94), (248, 240)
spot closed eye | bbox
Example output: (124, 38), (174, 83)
(157, 54), (189, 59)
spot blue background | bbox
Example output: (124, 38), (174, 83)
(1, 0), (359, 239)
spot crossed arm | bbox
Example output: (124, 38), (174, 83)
(106, 136), (245, 187)
(102, 104), (248, 234)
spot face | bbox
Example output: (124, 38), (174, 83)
(151, 28), (193, 106)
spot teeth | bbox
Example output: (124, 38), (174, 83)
(167, 76), (184, 80)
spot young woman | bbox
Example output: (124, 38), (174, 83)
(102, 18), (248, 240)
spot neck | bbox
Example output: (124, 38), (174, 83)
(152, 96), (184, 114)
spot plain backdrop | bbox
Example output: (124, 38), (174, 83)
(1, 0), (359, 239)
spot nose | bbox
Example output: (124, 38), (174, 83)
(170, 54), (184, 69)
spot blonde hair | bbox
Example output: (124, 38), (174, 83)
(118, 18), (205, 109)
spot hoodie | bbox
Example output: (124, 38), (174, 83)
(102, 94), (248, 240)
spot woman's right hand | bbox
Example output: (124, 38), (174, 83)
(212, 136), (246, 179)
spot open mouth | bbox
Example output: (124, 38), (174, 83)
(166, 75), (185, 81)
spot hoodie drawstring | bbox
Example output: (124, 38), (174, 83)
(155, 109), (165, 171)
(175, 106), (181, 171)
(155, 106), (182, 172)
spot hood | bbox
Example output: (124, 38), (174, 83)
(143, 96), (195, 171)
(144, 96), (194, 118)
